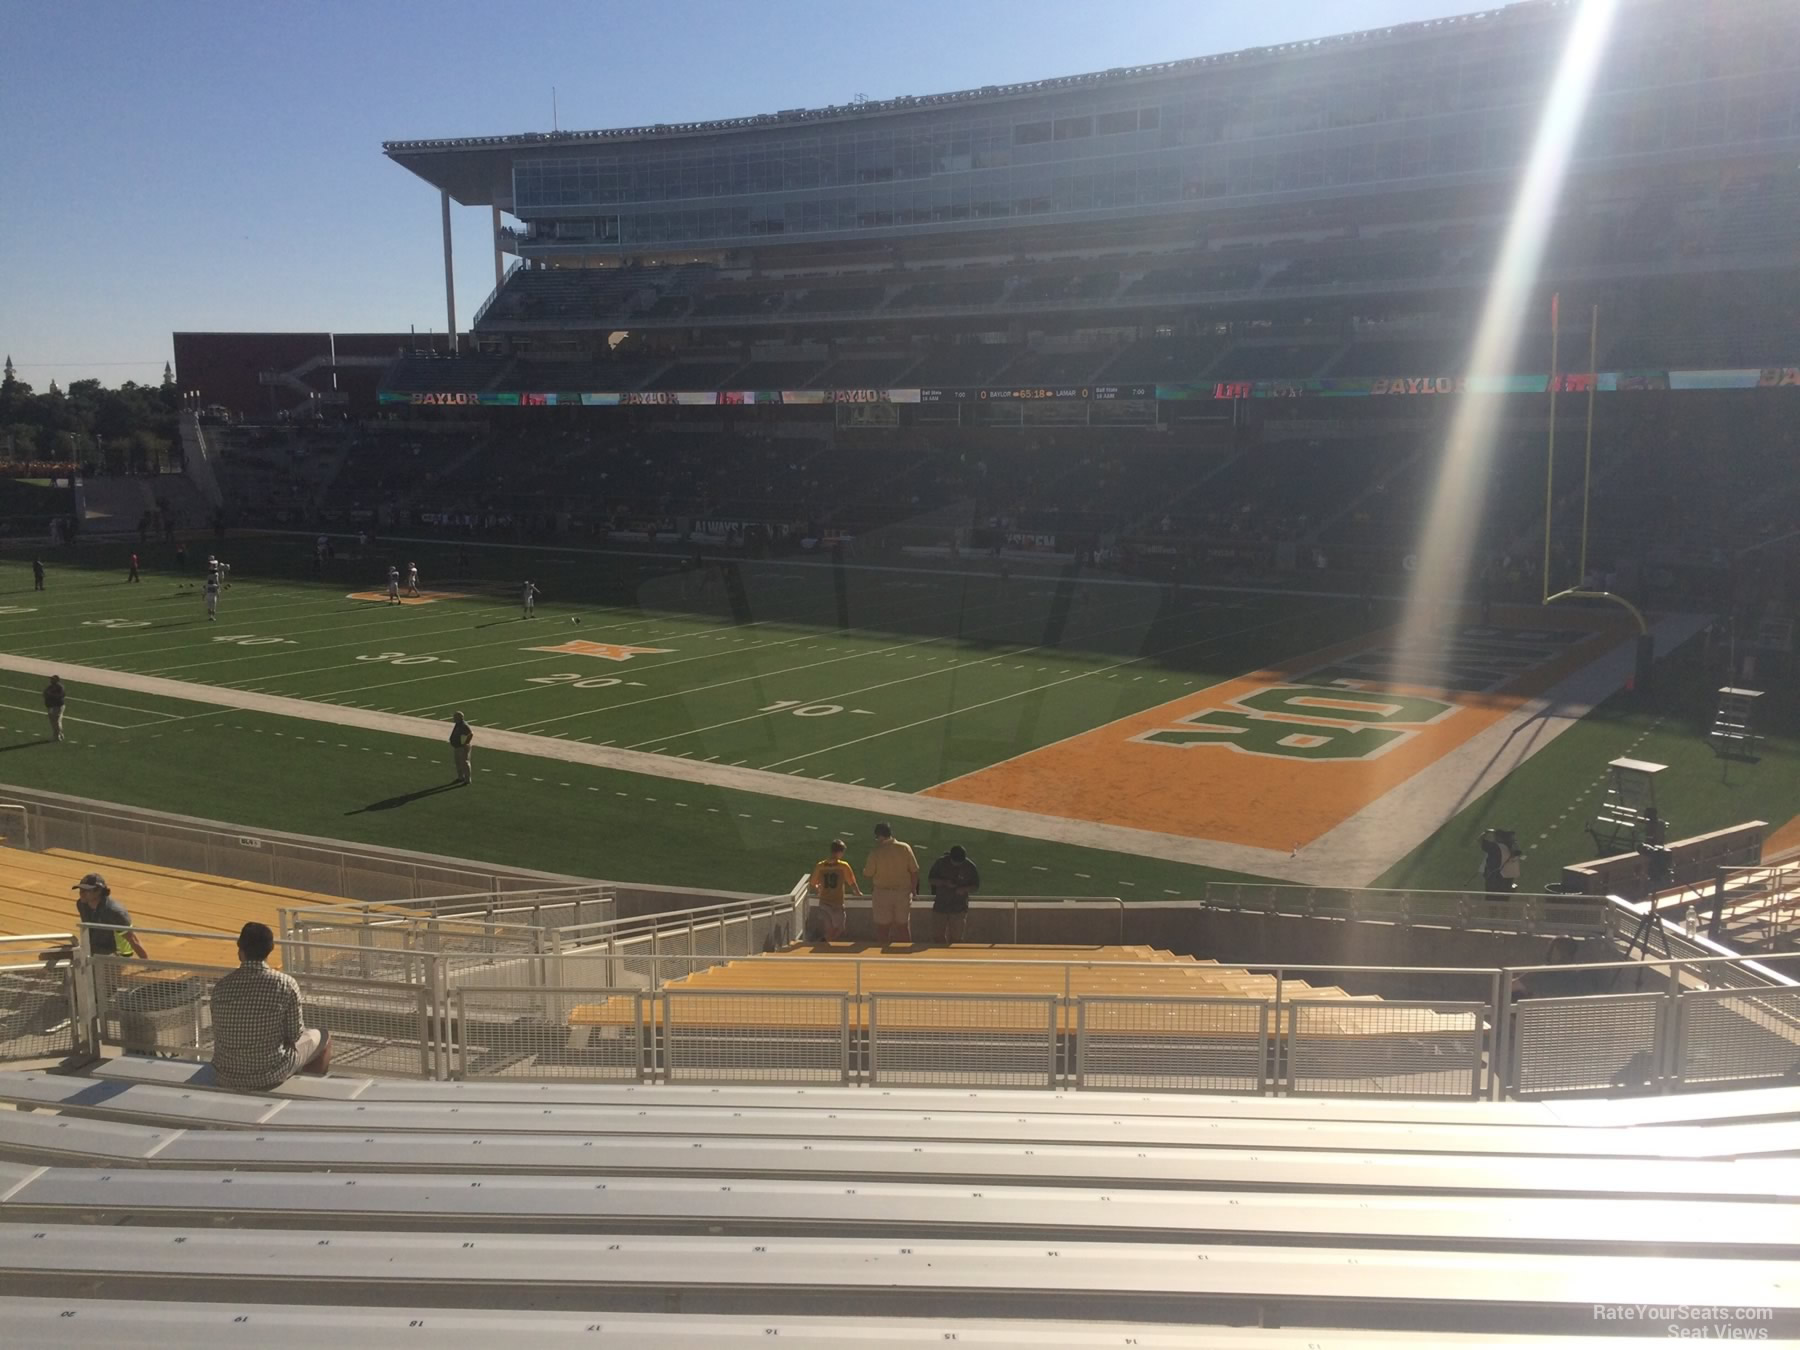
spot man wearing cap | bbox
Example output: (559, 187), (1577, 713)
(210, 921), (329, 1091)
(863, 822), (919, 946)
(928, 845), (982, 946)
(449, 711), (474, 785)
(72, 874), (146, 960)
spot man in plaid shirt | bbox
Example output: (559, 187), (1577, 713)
(209, 922), (329, 1091)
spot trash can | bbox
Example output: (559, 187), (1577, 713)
(114, 977), (208, 1056)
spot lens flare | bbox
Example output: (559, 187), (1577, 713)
(1394, 0), (1621, 676)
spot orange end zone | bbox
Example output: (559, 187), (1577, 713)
(923, 607), (1635, 851)
(345, 590), (461, 606)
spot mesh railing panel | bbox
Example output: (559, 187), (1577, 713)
(272, 852), (347, 898)
(457, 987), (643, 1080)
(342, 862), (422, 904)
(0, 964), (75, 1063)
(663, 991), (849, 1083)
(94, 958), (227, 1059)
(1287, 1000), (1486, 1099)
(1076, 997), (1269, 1093)
(290, 971), (433, 1079)
(146, 831), (212, 876)
(1511, 992), (1666, 1096)
(869, 993), (1058, 1088)
(92, 958), (432, 1077)
(1676, 988), (1800, 1086)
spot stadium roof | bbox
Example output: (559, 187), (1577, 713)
(385, 1), (1569, 206)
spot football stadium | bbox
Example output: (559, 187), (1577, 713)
(1, 0), (1798, 1343)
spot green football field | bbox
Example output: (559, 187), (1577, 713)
(0, 534), (1792, 899)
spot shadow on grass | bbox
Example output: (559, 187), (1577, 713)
(0, 738), (54, 753)
(345, 782), (464, 815)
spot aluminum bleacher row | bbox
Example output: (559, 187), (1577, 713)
(0, 1058), (1795, 1344)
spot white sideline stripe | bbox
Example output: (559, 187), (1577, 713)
(0, 653), (1304, 877)
(0, 701), (142, 731)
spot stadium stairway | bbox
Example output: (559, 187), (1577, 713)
(0, 1060), (1794, 1338)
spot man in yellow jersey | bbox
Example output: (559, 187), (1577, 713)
(805, 839), (860, 943)
(863, 821), (919, 946)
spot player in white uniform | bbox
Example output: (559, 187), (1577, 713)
(386, 566), (401, 604)
(204, 572), (220, 621)
(406, 562), (420, 598)
(522, 581), (539, 619)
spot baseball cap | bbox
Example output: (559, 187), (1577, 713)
(72, 872), (108, 892)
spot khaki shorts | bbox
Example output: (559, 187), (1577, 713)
(871, 890), (914, 926)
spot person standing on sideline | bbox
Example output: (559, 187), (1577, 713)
(449, 711), (474, 785)
(31, 558), (44, 591)
(209, 922), (330, 1092)
(43, 675), (67, 743)
(522, 580), (540, 618)
(863, 822), (920, 946)
(203, 570), (220, 621)
(386, 565), (401, 605)
(174, 541), (187, 571)
(928, 844), (982, 946)
(406, 561), (420, 598)
(127, 552), (140, 583)
(806, 840), (861, 943)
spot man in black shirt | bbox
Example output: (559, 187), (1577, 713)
(449, 711), (474, 785)
(928, 845), (981, 946)
(42, 675), (66, 743)
(31, 558), (44, 591)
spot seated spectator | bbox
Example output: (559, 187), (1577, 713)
(209, 922), (330, 1090)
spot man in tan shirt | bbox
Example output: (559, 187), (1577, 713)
(863, 821), (919, 945)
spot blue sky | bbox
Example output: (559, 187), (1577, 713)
(1, 0), (1480, 390)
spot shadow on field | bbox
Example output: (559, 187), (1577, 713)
(345, 782), (463, 815)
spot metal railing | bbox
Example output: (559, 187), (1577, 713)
(1202, 883), (1611, 935)
(0, 935), (74, 1065)
(0, 792), (592, 906)
(15, 922), (1792, 1100)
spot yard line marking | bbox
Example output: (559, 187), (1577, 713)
(756, 604), (1326, 774)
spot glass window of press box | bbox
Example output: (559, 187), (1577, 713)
(511, 15), (1799, 249)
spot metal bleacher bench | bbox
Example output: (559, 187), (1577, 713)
(0, 1223), (1791, 1332)
(77, 1053), (1800, 1129)
(4, 1109), (1795, 1202)
(0, 1157), (1793, 1256)
(0, 1070), (1792, 1159)
(7, 1300), (1644, 1350)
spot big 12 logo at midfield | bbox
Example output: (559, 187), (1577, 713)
(1133, 684), (1455, 762)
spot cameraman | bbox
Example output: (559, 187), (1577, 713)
(1479, 828), (1524, 894)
